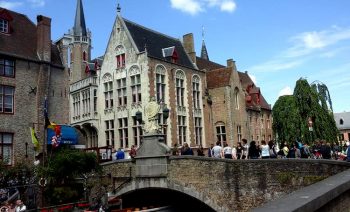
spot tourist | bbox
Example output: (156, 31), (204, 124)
(322, 142), (332, 159)
(248, 141), (260, 159)
(268, 140), (277, 159)
(211, 141), (222, 158)
(181, 142), (194, 155)
(236, 142), (243, 159)
(260, 140), (270, 159)
(129, 145), (137, 159)
(116, 148), (125, 160)
(15, 200), (26, 212)
(172, 143), (179, 156)
(222, 142), (233, 159)
(208, 143), (214, 157)
(242, 139), (249, 159)
(197, 144), (205, 156)
(300, 142), (311, 159)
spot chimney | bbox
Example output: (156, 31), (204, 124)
(183, 33), (196, 64)
(227, 58), (237, 71)
(37, 15), (51, 62)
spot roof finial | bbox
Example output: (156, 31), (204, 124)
(202, 25), (205, 41)
(117, 2), (121, 13)
(201, 25), (209, 60)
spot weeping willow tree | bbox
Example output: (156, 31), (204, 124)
(273, 78), (338, 145)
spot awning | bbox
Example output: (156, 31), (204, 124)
(47, 125), (78, 145)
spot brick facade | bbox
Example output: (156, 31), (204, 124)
(0, 8), (69, 165)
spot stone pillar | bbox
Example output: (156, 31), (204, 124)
(135, 133), (171, 177)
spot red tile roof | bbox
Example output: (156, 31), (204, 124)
(206, 67), (232, 89)
(0, 8), (62, 67)
(196, 56), (224, 71)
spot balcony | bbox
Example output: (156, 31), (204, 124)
(70, 76), (98, 93)
(71, 111), (99, 125)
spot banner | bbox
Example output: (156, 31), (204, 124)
(47, 125), (78, 146)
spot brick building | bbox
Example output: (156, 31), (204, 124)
(334, 112), (350, 143)
(63, 1), (272, 154)
(0, 0), (273, 164)
(0, 8), (69, 165)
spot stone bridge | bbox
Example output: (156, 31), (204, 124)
(94, 157), (350, 211)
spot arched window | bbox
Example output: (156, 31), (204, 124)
(102, 74), (113, 109)
(216, 122), (226, 144)
(115, 45), (126, 69)
(234, 87), (239, 110)
(340, 118), (344, 125)
(155, 65), (166, 102)
(129, 66), (141, 104)
(175, 70), (185, 107)
(192, 75), (201, 109)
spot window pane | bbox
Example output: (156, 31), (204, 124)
(3, 134), (12, 144)
(2, 146), (12, 165)
(4, 87), (13, 95)
(0, 65), (4, 75)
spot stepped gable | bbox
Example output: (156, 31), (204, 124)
(0, 8), (38, 60)
(196, 56), (224, 71)
(206, 67), (232, 89)
(238, 71), (270, 110)
(123, 18), (196, 69)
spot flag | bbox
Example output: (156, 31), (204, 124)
(44, 96), (50, 128)
(30, 127), (40, 151)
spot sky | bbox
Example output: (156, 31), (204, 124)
(1, 0), (350, 113)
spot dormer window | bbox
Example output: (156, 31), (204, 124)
(162, 46), (178, 63)
(340, 118), (344, 125)
(0, 19), (9, 33)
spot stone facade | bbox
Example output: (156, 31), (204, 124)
(0, 9), (69, 165)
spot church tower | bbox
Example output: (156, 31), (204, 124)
(71, 0), (91, 83)
(200, 26), (209, 60)
(56, 0), (91, 83)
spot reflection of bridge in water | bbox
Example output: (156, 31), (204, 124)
(96, 155), (350, 212)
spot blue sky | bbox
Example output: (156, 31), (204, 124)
(1, 0), (350, 113)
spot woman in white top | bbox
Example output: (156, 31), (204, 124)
(222, 142), (233, 159)
(260, 140), (270, 159)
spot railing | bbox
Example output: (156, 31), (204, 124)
(70, 76), (98, 93)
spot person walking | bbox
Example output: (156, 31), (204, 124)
(236, 142), (243, 159)
(248, 141), (260, 159)
(242, 139), (249, 159)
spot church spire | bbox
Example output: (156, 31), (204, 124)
(200, 26), (209, 60)
(73, 0), (87, 36)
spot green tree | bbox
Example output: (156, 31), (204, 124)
(273, 78), (338, 145)
(272, 95), (300, 143)
(37, 148), (101, 205)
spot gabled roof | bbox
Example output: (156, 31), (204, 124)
(334, 112), (350, 130)
(196, 56), (224, 71)
(206, 67), (232, 89)
(122, 18), (196, 69)
(0, 8), (37, 61)
(0, 8), (63, 67)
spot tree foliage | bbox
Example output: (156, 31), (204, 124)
(273, 78), (338, 145)
(37, 148), (101, 205)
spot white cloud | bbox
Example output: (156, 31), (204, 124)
(0, 1), (23, 9)
(286, 26), (350, 58)
(249, 59), (303, 73)
(278, 86), (293, 97)
(220, 0), (236, 12)
(170, 0), (203, 15)
(27, 0), (45, 7)
(170, 0), (236, 15)
(248, 73), (257, 84)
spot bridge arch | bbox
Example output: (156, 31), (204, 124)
(114, 177), (221, 211)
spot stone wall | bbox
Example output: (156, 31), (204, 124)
(100, 157), (350, 211)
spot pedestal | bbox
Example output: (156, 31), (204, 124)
(135, 133), (171, 177)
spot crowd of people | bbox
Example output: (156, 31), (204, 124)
(171, 139), (350, 161)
